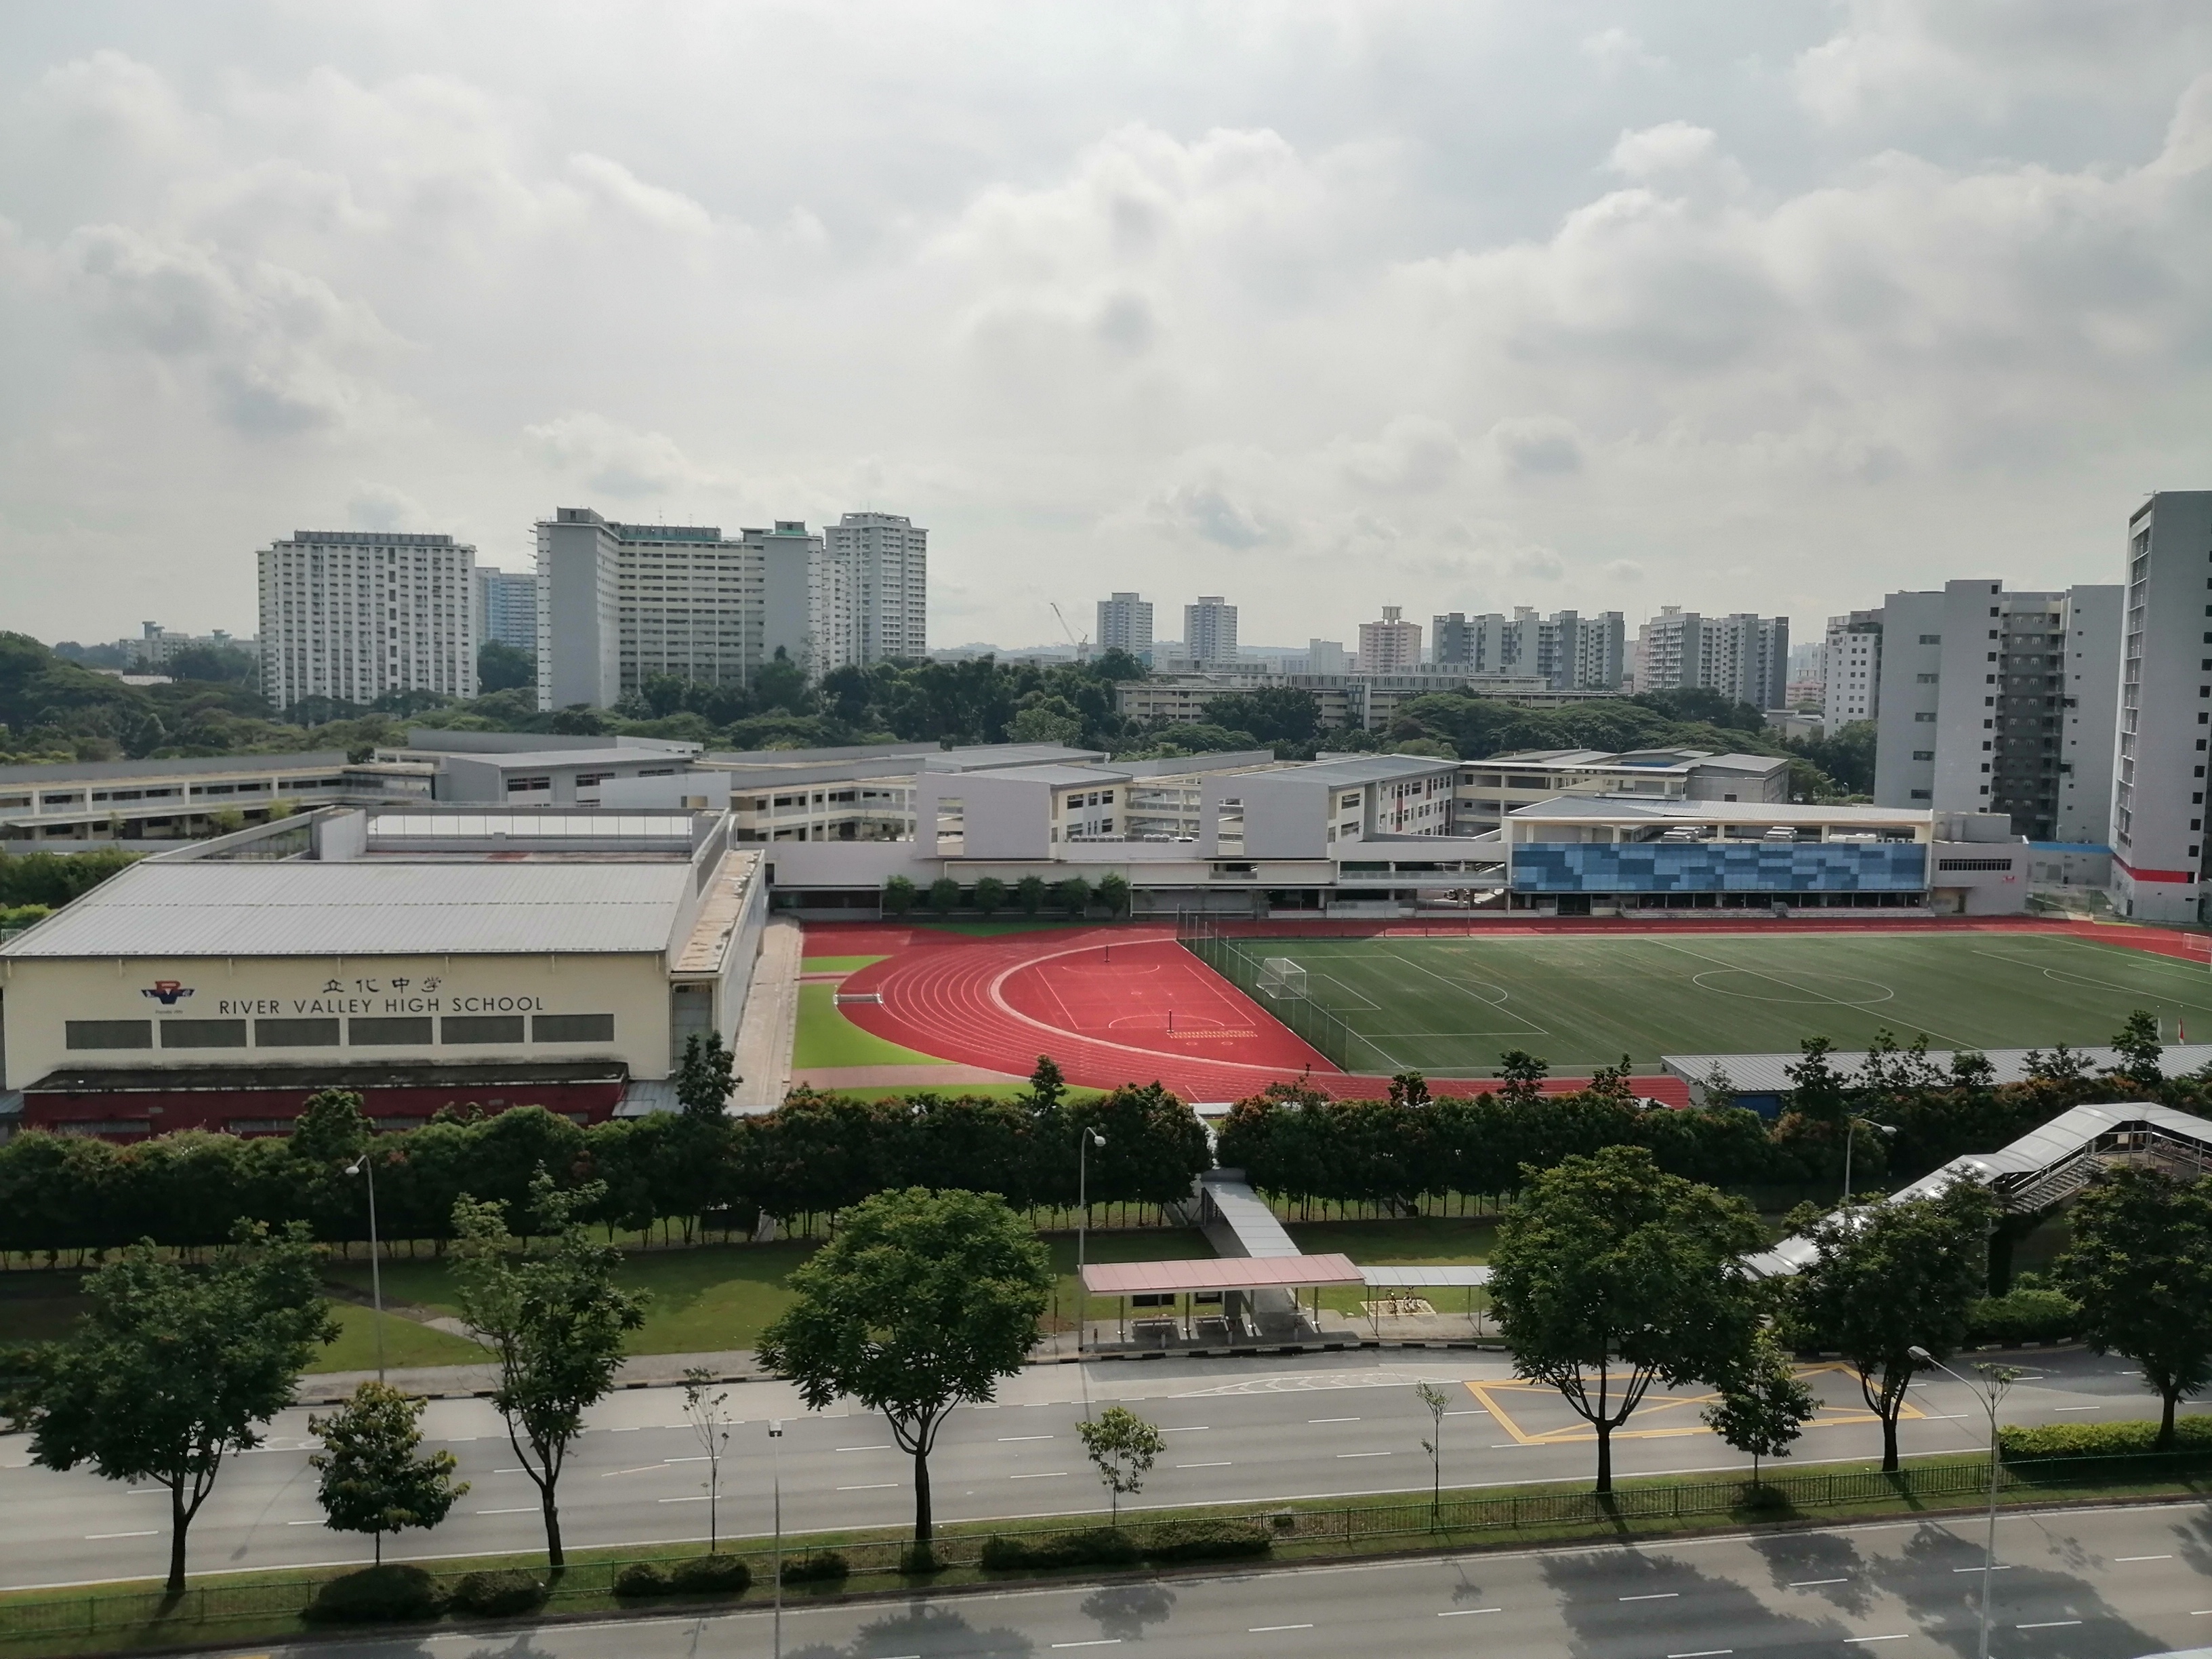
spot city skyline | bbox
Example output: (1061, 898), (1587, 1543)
(5, 6), (2209, 645)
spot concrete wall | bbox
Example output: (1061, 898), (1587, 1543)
(539, 517), (621, 710)
(2059, 584), (2123, 844)
(2112, 493), (2212, 923)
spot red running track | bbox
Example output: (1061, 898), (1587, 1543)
(814, 923), (1689, 1103)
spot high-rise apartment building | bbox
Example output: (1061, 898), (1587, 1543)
(1824, 611), (1883, 724)
(1634, 609), (1788, 710)
(1097, 592), (1154, 659)
(1357, 607), (1422, 673)
(1870, 579), (2121, 844)
(825, 512), (927, 665)
(1436, 609), (1626, 690)
(1185, 596), (1238, 667)
(2113, 492), (2212, 922)
(259, 529), (475, 712)
(473, 567), (539, 655)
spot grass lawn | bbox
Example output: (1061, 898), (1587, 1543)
(800, 954), (888, 974)
(792, 983), (949, 1068)
(1286, 1216), (1498, 1317)
(1210, 929), (2212, 1073)
(310, 1303), (489, 1373)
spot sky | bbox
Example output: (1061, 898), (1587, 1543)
(2, 1), (2210, 653)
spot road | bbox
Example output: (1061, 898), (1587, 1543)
(238, 1500), (2212, 1659)
(0, 1345), (2191, 1592)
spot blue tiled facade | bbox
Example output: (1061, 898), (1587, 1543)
(1511, 841), (1927, 894)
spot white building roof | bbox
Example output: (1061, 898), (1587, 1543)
(0, 860), (695, 958)
(1510, 797), (1930, 827)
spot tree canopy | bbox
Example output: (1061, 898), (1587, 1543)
(2053, 1166), (2212, 1447)
(308, 1381), (468, 1563)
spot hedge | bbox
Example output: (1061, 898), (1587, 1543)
(300, 1564), (443, 1625)
(1999, 1417), (2212, 1459)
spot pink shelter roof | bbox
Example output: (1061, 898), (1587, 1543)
(1079, 1253), (1363, 1295)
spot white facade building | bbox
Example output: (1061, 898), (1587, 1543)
(473, 567), (539, 655)
(1097, 592), (1155, 659)
(2113, 492), (2212, 922)
(1433, 609), (1626, 691)
(1823, 611), (1882, 724)
(124, 623), (256, 671)
(1634, 609), (1788, 710)
(1184, 597), (1239, 668)
(1870, 579), (2121, 846)
(1357, 607), (1422, 674)
(824, 512), (927, 665)
(260, 530), (476, 712)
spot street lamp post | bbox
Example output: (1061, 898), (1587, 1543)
(343, 1151), (386, 1384)
(769, 1420), (783, 1659)
(1841, 1116), (1897, 1212)
(1910, 1346), (2019, 1659)
(1076, 1128), (1105, 1355)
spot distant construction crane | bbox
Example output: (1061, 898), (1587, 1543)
(1049, 602), (1092, 662)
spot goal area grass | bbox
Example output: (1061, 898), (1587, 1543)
(1198, 929), (2212, 1076)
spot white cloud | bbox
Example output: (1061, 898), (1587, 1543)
(346, 482), (427, 530)
(1488, 415), (1584, 478)
(523, 411), (707, 497)
(565, 153), (718, 237)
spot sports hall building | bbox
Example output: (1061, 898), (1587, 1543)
(0, 806), (764, 1139)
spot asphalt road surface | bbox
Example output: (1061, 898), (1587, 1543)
(230, 1500), (2212, 1659)
(0, 1345), (2190, 1592)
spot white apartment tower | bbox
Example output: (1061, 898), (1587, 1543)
(1185, 596), (1239, 667)
(1870, 579), (2122, 845)
(473, 567), (539, 655)
(259, 530), (476, 712)
(2113, 492), (2212, 922)
(1635, 609), (1789, 710)
(825, 512), (927, 665)
(1435, 609), (1626, 690)
(1824, 611), (1882, 724)
(1357, 607), (1423, 673)
(1097, 592), (1155, 659)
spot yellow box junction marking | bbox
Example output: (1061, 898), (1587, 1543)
(1465, 1364), (1923, 1446)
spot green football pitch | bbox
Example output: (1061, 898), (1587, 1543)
(1228, 930), (2212, 1074)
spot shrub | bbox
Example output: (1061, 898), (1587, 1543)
(614, 1562), (670, 1598)
(447, 1570), (547, 1618)
(2001, 1417), (2212, 1460)
(1139, 1519), (1272, 1563)
(670, 1553), (753, 1595)
(302, 1565), (445, 1625)
(1966, 1284), (2081, 1347)
(980, 1529), (1141, 1571)
(779, 1550), (850, 1584)
(899, 1543), (943, 1575)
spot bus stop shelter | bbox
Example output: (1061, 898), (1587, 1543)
(1078, 1253), (1363, 1349)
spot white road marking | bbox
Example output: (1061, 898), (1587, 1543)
(834, 1445), (891, 1452)
(836, 1483), (896, 1492)
(1176, 1461), (1232, 1469)
(1791, 1578), (1849, 1586)
(1309, 1416), (1361, 1423)
(1670, 1650), (1734, 1657)
(85, 1531), (157, 1540)
(1954, 1565), (2015, 1572)
(2117, 1555), (2172, 1562)
(1250, 1624), (1314, 1633)
(1010, 1471), (1068, 1479)
(1845, 1637), (1910, 1645)
(1337, 1451), (1390, 1458)
(2053, 1406), (2102, 1412)
(1439, 1608), (1501, 1616)
(657, 1496), (709, 1504)
(1050, 1642), (1121, 1649)
(476, 1507), (535, 1515)
(999, 1435), (1055, 1442)
(1160, 1425), (1210, 1433)
(665, 1456), (710, 1463)
(1620, 1592), (1678, 1601)
(2018, 1621), (2081, 1630)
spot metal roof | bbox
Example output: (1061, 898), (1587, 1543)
(1267, 755), (1457, 786)
(0, 860), (693, 958)
(1357, 1265), (1492, 1288)
(1511, 797), (1933, 825)
(0, 752), (351, 785)
(1080, 1254), (1364, 1294)
(1664, 1045), (2212, 1095)
(973, 764), (1130, 786)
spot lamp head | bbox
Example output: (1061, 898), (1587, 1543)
(344, 1158), (364, 1177)
(1089, 1129), (1106, 1147)
(1908, 1345), (1933, 1363)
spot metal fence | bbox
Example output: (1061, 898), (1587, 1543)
(1176, 912), (1395, 1074)
(6, 1453), (2207, 1646)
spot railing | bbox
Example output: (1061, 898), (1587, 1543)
(3, 1454), (2205, 1646)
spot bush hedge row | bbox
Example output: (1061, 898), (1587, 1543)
(1999, 1417), (2212, 1460)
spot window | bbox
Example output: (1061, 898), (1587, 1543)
(1937, 857), (2014, 872)
(66, 1019), (152, 1050)
(161, 1019), (247, 1048)
(1912, 750), (1935, 760)
(1919, 634), (1941, 644)
(1910, 789), (1932, 800)
(535, 1013), (615, 1042)
(444, 1015), (525, 1044)
(1914, 712), (1936, 722)
(258, 1018), (340, 1046)
(1917, 673), (1940, 684)
(350, 1016), (433, 1045)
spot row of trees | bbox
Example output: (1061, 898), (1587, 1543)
(883, 872), (1132, 920)
(1493, 1145), (2212, 1493)
(0, 1062), (1212, 1258)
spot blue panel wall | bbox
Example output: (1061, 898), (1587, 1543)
(1510, 842), (1927, 894)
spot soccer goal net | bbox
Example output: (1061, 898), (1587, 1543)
(1255, 958), (1309, 1001)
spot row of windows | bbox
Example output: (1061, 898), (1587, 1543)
(66, 1014), (616, 1051)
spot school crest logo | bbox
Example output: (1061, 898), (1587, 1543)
(142, 981), (194, 1006)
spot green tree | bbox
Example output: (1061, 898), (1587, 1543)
(449, 1172), (649, 1569)
(1785, 1181), (1997, 1472)
(1010, 699), (1084, 747)
(928, 876), (962, 916)
(308, 1381), (468, 1563)
(1094, 872), (1130, 918)
(1076, 1406), (1164, 1523)
(7, 1221), (337, 1593)
(476, 640), (536, 693)
(2107, 1010), (2164, 1088)
(1026, 1054), (1067, 1116)
(972, 876), (1007, 917)
(290, 1088), (373, 1165)
(1488, 1145), (1763, 1493)
(1054, 876), (1093, 919)
(676, 1031), (737, 1122)
(882, 875), (918, 917)
(757, 1187), (1051, 1550)
(1016, 874), (1047, 916)
(1202, 687), (1321, 745)
(1700, 1332), (1818, 1490)
(1498, 1048), (1549, 1107)
(2053, 1166), (2212, 1447)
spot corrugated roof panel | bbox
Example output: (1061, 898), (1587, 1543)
(1, 861), (690, 957)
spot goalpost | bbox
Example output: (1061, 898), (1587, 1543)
(1254, 958), (1309, 1002)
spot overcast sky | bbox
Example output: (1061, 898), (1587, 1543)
(3, 1), (2210, 651)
